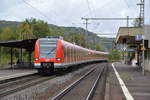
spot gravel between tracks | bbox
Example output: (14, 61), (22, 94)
(1, 64), (96, 100)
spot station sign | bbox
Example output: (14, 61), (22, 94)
(135, 34), (142, 40)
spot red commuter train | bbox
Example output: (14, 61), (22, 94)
(34, 36), (108, 75)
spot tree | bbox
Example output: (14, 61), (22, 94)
(48, 27), (64, 37)
(16, 18), (51, 39)
(132, 17), (141, 27)
(95, 44), (103, 51)
(109, 49), (121, 61)
(0, 28), (2, 34)
(79, 33), (86, 47)
(64, 32), (87, 47)
(16, 22), (33, 39)
(32, 20), (50, 38)
(0, 27), (13, 40)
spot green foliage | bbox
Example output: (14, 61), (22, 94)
(16, 22), (33, 39)
(95, 44), (103, 51)
(31, 19), (49, 38)
(0, 19), (114, 51)
(64, 32), (88, 47)
(0, 28), (2, 33)
(0, 18), (112, 67)
(109, 49), (121, 61)
(0, 27), (13, 40)
(16, 18), (51, 39)
(48, 27), (64, 37)
(132, 18), (141, 27)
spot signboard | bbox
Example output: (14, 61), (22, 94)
(127, 48), (135, 52)
(135, 34), (142, 41)
(141, 46), (146, 51)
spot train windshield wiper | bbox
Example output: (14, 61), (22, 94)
(47, 48), (56, 54)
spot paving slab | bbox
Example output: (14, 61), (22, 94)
(0, 69), (37, 81)
(108, 62), (150, 100)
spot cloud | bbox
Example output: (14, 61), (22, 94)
(0, 0), (149, 37)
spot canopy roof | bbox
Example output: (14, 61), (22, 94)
(116, 27), (143, 44)
(0, 39), (37, 51)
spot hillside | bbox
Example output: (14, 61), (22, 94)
(0, 20), (114, 51)
(0, 20), (19, 28)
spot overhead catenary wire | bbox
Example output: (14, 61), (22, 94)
(122, 0), (130, 8)
(82, 0), (140, 38)
(81, 0), (119, 33)
(85, 0), (94, 17)
(22, 0), (55, 23)
(82, 0), (115, 35)
(96, 33), (116, 35)
(119, 0), (139, 14)
(82, 0), (113, 18)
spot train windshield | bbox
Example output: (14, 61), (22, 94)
(39, 39), (57, 58)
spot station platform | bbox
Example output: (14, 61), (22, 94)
(0, 69), (37, 82)
(107, 62), (150, 100)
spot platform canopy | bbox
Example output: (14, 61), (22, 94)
(0, 39), (37, 51)
(115, 27), (143, 44)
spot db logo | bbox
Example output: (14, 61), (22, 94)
(46, 59), (49, 62)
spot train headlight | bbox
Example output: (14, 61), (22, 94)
(56, 58), (61, 61)
(35, 58), (39, 61)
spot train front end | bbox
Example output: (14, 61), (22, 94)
(34, 38), (63, 75)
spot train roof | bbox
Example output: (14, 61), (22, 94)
(0, 37), (108, 55)
(37, 37), (108, 55)
(60, 39), (108, 55)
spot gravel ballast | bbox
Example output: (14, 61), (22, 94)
(1, 64), (96, 100)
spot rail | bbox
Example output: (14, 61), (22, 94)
(86, 66), (105, 100)
(0, 75), (55, 98)
(51, 64), (105, 100)
(51, 66), (96, 100)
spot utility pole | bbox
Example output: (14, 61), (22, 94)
(81, 17), (136, 62)
(137, 0), (145, 26)
(81, 17), (136, 36)
(124, 16), (129, 64)
(127, 16), (129, 35)
(80, 18), (90, 48)
(85, 19), (89, 48)
(72, 22), (90, 46)
(137, 0), (145, 75)
(85, 19), (88, 30)
(82, 17), (136, 20)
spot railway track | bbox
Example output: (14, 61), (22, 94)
(0, 74), (55, 98)
(51, 63), (107, 100)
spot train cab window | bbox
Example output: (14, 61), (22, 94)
(39, 39), (57, 58)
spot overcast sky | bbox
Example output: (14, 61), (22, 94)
(0, 0), (149, 37)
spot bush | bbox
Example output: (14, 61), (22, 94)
(109, 49), (121, 61)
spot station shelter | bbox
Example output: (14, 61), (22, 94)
(0, 39), (37, 68)
(116, 26), (150, 71)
